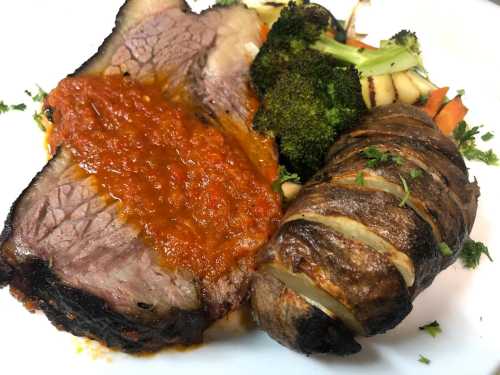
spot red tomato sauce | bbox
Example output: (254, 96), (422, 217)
(46, 75), (281, 281)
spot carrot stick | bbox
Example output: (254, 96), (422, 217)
(346, 38), (377, 50)
(422, 87), (449, 118)
(260, 24), (270, 43)
(434, 95), (468, 135)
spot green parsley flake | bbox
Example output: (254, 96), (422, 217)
(418, 355), (431, 365)
(453, 121), (499, 166)
(481, 132), (494, 142)
(419, 321), (442, 338)
(399, 175), (410, 207)
(438, 242), (452, 256)
(33, 111), (46, 132)
(459, 239), (493, 269)
(10, 103), (26, 111)
(456, 89), (465, 97)
(355, 171), (365, 186)
(26, 85), (48, 103)
(409, 168), (423, 179)
(272, 165), (300, 195)
(361, 146), (405, 169)
(0, 101), (8, 114)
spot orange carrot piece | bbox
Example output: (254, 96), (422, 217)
(434, 96), (468, 135)
(259, 24), (270, 43)
(422, 87), (449, 118)
(346, 38), (377, 50)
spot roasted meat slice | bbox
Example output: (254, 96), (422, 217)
(251, 104), (480, 354)
(0, 150), (208, 351)
(0, 0), (275, 352)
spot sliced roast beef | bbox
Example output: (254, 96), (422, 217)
(0, 0), (272, 352)
(1, 149), (209, 350)
(76, 0), (263, 126)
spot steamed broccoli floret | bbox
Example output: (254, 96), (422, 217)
(250, 3), (332, 98)
(313, 29), (423, 76)
(253, 57), (365, 179)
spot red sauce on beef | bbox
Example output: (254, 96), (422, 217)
(46, 75), (281, 281)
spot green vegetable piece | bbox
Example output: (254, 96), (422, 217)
(419, 321), (442, 338)
(272, 165), (301, 194)
(10, 103), (26, 111)
(438, 242), (452, 256)
(355, 171), (365, 186)
(0, 101), (8, 114)
(481, 132), (494, 142)
(453, 121), (498, 166)
(391, 155), (405, 166)
(409, 168), (423, 179)
(459, 239), (493, 269)
(456, 88), (465, 97)
(313, 29), (423, 76)
(418, 355), (431, 365)
(32, 86), (48, 103)
(33, 111), (46, 132)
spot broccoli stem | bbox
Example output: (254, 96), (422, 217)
(312, 35), (420, 76)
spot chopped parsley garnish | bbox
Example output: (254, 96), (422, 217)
(438, 242), (452, 256)
(25, 85), (47, 103)
(459, 239), (493, 269)
(272, 165), (300, 194)
(461, 146), (498, 165)
(399, 175), (410, 207)
(361, 146), (405, 169)
(355, 171), (365, 186)
(0, 101), (27, 114)
(419, 321), (442, 338)
(0, 101), (8, 114)
(33, 111), (46, 132)
(453, 121), (498, 166)
(417, 94), (429, 106)
(409, 168), (423, 179)
(418, 355), (431, 365)
(453, 121), (480, 148)
(456, 88), (465, 97)
(481, 132), (494, 142)
(10, 103), (26, 111)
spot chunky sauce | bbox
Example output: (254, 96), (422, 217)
(46, 76), (281, 281)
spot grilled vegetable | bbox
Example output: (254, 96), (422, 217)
(251, 3), (366, 179)
(251, 104), (479, 355)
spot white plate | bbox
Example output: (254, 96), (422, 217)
(0, 1), (499, 374)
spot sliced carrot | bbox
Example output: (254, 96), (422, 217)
(259, 24), (270, 43)
(422, 87), (449, 118)
(434, 95), (468, 135)
(346, 38), (377, 51)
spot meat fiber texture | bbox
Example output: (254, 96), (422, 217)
(251, 104), (480, 355)
(0, 0), (266, 353)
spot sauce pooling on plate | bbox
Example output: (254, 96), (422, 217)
(46, 75), (281, 281)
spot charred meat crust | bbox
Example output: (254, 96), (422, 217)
(251, 270), (361, 355)
(0, 257), (11, 287)
(9, 259), (209, 353)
